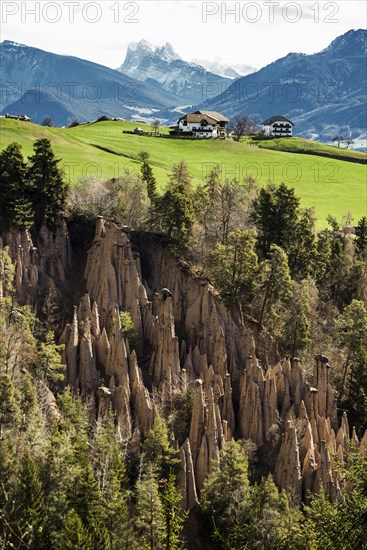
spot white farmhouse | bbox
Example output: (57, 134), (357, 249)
(261, 116), (294, 137)
(176, 110), (228, 138)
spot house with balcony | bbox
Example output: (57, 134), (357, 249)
(261, 116), (294, 137)
(174, 110), (229, 138)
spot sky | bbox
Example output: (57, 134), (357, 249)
(1, 1), (366, 70)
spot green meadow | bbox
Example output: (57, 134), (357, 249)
(1, 118), (366, 226)
(246, 135), (367, 161)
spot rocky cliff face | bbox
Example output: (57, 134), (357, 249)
(2, 218), (366, 508)
(1, 218), (72, 304)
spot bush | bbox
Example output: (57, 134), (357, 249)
(119, 311), (138, 349)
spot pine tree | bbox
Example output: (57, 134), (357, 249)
(0, 373), (19, 438)
(204, 164), (221, 205)
(142, 415), (178, 477)
(92, 411), (133, 550)
(280, 280), (311, 357)
(55, 509), (92, 550)
(0, 438), (19, 547)
(307, 451), (367, 550)
(160, 472), (187, 550)
(18, 451), (49, 550)
(68, 462), (103, 528)
(202, 440), (250, 542)
(258, 244), (292, 328)
(342, 350), (367, 435)
(0, 142), (33, 229)
(336, 299), (367, 400)
(288, 209), (317, 277)
(27, 138), (68, 226)
(135, 464), (163, 550)
(138, 151), (157, 205)
(207, 229), (259, 313)
(18, 373), (38, 420)
(141, 162), (157, 204)
(356, 216), (367, 258)
(252, 183), (301, 259)
(246, 476), (313, 550)
(157, 162), (194, 245)
(37, 331), (65, 390)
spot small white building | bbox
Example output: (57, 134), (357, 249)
(261, 116), (294, 137)
(176, 110), (228, 138)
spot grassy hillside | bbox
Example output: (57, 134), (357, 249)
(247, 136), (367, 162)
(1, 118), (366, 226)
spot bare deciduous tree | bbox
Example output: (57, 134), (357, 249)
(151, 120), (161, 134)
(68, 176), (117, 218)
(332, 135), (345, 147)
(344, 135), (354, 149)
(42, 115), (54, 127)
(229, 115), (254, 141)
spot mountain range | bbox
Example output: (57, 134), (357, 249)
(197, 29), (367, 144)
(1, 30), (366, 145)
(0, 40), (184, 125)
(117, 40), (238, 104)
(191, 57), (256, 79)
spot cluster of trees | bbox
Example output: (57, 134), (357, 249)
(0, 140), (68, 230)
(69, 153), (194, 245)
(201, 440), (367, 550)
(332, 134), (354, 148)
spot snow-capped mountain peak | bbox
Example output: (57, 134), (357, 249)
(117, 39), (232, 104)
(156, 42), (181, 61)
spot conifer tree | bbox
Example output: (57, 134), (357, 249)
(252, 182), (300, 259)
(69, 462), (103, 528)
(356, 216), (367, 258)
(280, 280), (311, 357)
(157, 162), (194, 245)
(27, 138), (68, 226)
(207, 229), (259, 312)
(160, 471), (187, 550)
(142, 415), (178, 477)
(246, 476), (312, 550)
(140, 153), (157, 204)
(135, 464), (163, 550)
(258, 244), (292, 328)
(0, 438), (16, 546)
(55, 509), (92, 550)
(92, 411), (133, 550)
(18, 451), (49, 550)
(36, 330), (65, 389)
(0, 373), (19, 437)
(18, 373), (38, 423)
(336, 299), (367, 431)
(204, 164), (221, 205)
(336, 299), (367, 398)
(0, 142), (33, 229)
(288, 209), (317, 277)
(202, 440), (250, 542)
